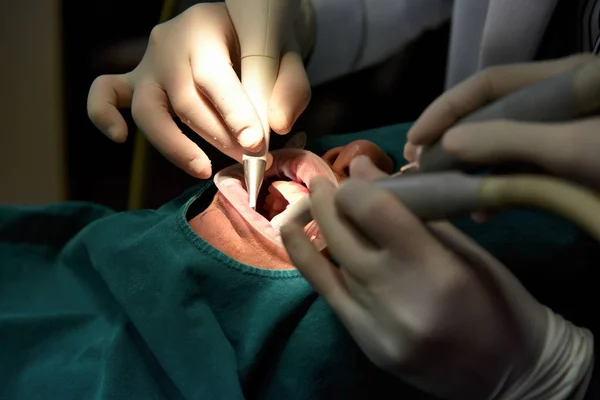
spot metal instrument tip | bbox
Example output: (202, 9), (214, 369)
(244, 158), (266, 210)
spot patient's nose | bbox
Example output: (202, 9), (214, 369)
(321, 140), (394, 180)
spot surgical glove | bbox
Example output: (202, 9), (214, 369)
(281, 156), (594, 400)
(87, 2), (313, 179)
(404, 54), (600, 191)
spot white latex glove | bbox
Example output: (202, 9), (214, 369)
(281, 156), (594, 399)
(404, 53), (600, 191)
(87, 3), (313, 179)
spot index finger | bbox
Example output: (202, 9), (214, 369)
(191, 45), (265, 152)
(162, 57), (246, 164)
(406, 53), (598, 147)
(348, 156), (389, 181)
(335, 179), (435, 254)
(280, 222), (356, 313)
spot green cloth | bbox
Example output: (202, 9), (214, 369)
(0, 122), (598, 399)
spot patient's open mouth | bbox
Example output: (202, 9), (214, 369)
(214, 149), (338, 248)
(259, 179), (309, 220)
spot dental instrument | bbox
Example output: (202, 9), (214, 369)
(417, 59), (600, 173)
(225, 0), (302, 209)
(277, 172), (600, 243)
(278, 60), (600, 241)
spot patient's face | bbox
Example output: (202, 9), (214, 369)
(189, 140), (394, 270)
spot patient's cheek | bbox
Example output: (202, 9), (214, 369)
(322, 140), (394, 179)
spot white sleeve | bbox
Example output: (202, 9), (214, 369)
(306, 0), (453, 86)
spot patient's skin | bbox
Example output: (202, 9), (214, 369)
(189, 140), (394, 270)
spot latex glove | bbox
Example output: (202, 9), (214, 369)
(87, 2), (313, 179)
(281, 156), (594, 400)
(404, 53), (600, 191)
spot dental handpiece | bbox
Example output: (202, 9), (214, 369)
(418, 59), (600, 173)
(277, 172), (600, 244)
(277, 59), (600, 235)
(225, 0), (302, 209)
(276, 173), (481, 229)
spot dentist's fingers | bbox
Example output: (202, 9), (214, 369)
(164, 61), (246, 164)
(442, 117), (600, 189)
(281, 222), (357, 313)
(269, 47), (311, 135)
(131, 82), (212, 179)
(335, 179), (436, 254)
(348, 156), (389, 181)
(309, 178), (382, 273)
(191, 45), (264, 152)
(406, 53), (598, 150)
(87, 74), (134, 143)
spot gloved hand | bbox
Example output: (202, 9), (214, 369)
(87, 2), (314, 179)
(404, 53), (600, 191)
(281, 156), (594, 399)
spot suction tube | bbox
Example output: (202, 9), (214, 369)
(377, 173), (600, 243)
(478, 175), (600, 241)
(385, 173), (600, 242)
